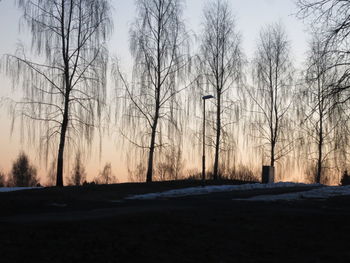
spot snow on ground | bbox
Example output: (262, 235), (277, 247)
(236, 185), (350, 201)
(0, 187), (41, 192)
(125, 182), (320, 200)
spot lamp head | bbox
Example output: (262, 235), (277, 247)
(202, 95), (214, 100)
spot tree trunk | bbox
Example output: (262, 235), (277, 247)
(270, 142), (275, 168)
(213, 92), (221, 180)
(146, 70), (160, 183)
(316, 140), (322, 183)
(316, 108), (323, 184)
(146, 117), (159, 183)
(56, 94), (69, 187)
(316, 74), (323, 184)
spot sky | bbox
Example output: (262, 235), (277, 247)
(0, 0), (309, 184)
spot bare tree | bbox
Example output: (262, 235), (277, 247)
(296, 0), (350, 100)
(68, 151), (86, 186)
(155, 145), (184, 181)
(249, 23), (294, 169)
(47, 159), (57, 186)
(299, 34), (342, 183)
(128, 162), (146, 183)
(116, 0), (190, 183)
(9, 152), (38, 187)
(95, 162), (117, 184)
(296, 0), (350, 182)
(2, 0), (112, 186)
(0, 170), (6, 187)
(198, 0), (243, 180)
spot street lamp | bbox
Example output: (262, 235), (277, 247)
(202, 94), (214, 184)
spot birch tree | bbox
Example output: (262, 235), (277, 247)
(117, 0), (189, 183)
(299, 34), (341, 183)
(3, 0), (112, 186)
(296, 0), (350, 101)
(249, 23), (294, 169)
(296, 0), (350, 182)
(198, 0), (243, 180)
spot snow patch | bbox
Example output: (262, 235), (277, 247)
(125, 182), (320, 200)
(236, 185), (350, 201)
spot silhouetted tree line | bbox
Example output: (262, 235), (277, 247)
(3, 0), (350, 186)
(0, 151), (117, 187)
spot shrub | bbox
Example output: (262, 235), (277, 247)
(94, 163), (117, 185)
(83, 181), (95, 186)
(226, 164), (258, 182)
(9, 152), (38, 187)
(0, 170), (6, 187)
(68, 152), (86, 186)
(341, 170), (350, 186)
(128, 162), (146, 182)
(46, 160), (57, 186)
(184, 169), (201, 181)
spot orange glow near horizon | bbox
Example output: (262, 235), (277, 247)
(0, 0), (343, 186)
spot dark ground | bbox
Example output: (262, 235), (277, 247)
(1, 180), (350, 263)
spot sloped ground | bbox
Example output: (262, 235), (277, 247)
(0, 181), (349, 262)
(0, 180), (258, 217)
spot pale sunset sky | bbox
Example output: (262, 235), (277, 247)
(0, 0), (308, 184)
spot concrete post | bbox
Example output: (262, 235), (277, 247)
(262, 166), (275, 184)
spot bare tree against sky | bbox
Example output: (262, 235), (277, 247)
(95, 162), (117, 184)
(68, 151), (86, 186)
(9, 152), (38, 187)
(47, 159), (57, 186)
(296, 0), (350, 101)
(155, 145), (184, 181)
(116, 0), (190, 183)
(296, 0), (350, 183)
(198, 0), (243, 180)
(2, 0), (112, 186)
(299, 33), (341, 183)
(249, 23), (294, 169)
(0, 170), (5, 187)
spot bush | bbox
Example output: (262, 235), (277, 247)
(94, 163), (117, 184)
(68, 152), (86, 186)
(226, 164), (258, 182)
(341, 170), (350, 186)
(46, 160), (57, 186)
(128, 163), (146, 182)
(0, 170), (6, 187)
(9, 152), (38, 187)
(83, 181), (95, 186)
(184, 169), (201, 181)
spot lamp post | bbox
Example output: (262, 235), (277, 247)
(202, 95), (214, 184)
